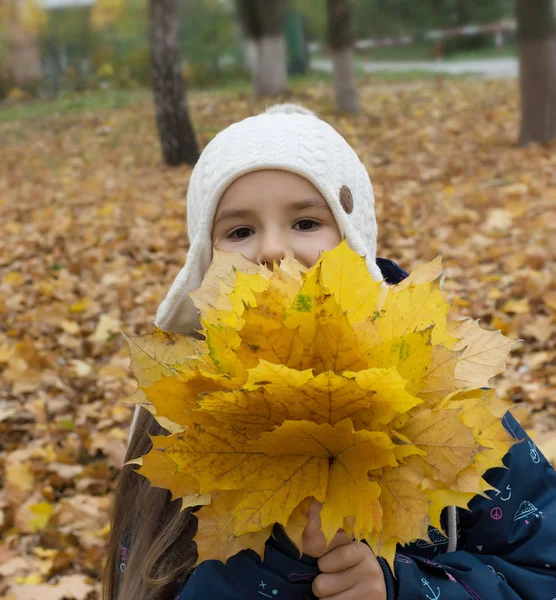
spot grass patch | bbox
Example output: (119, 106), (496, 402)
(356, 69), (468, 82)
(182, 69), (467, 96)
(0, 87), (150, 124)
(356, 43), (435, 61)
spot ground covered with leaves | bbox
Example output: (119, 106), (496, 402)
(0, 79), (555, 599)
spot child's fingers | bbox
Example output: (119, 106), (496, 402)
(301, 499), (326, 557)
(318, 542), (369, 573)
(301, 498), (353, 557)
(323, 529), (353, 553)
(312, 567), (358, 598)
(303, 498), (323, 534)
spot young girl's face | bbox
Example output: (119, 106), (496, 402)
(212, 170), (342, 268)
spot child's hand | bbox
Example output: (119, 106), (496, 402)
(302, 499), (387, 600)
(312, 538), (387, 600)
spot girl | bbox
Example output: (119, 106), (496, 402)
(104, 105), (556, 600)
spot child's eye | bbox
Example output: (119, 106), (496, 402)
(294, 219), (320, 231)
(228, 227), (254, 240)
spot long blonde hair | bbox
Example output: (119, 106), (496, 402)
(102, 407), (198, 600)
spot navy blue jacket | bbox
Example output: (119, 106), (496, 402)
(178, 412), (556, 600)
(172, 259), (556, 599)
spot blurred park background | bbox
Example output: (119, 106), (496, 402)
(0, 1), (555, 599)
(0, 0), (521, 98)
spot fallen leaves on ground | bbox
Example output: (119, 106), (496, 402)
(0, 77), (555, 597)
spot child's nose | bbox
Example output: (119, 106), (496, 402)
(257, 236), (287, 268)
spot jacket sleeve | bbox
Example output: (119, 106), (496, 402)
(385, 412), (556, 599)
(177, 527), (319, 600)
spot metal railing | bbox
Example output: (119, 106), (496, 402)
(309, 20), (517, 53)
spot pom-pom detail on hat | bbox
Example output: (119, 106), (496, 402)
(265, 103), (315, 116)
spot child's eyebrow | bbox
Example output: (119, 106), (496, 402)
(214, 208), (252, 224)
(290, 198), (330, 211)
(214, 198), (330, 224)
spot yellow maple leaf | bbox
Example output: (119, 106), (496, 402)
(283, 497), (313, 555)
(125, 329), (208, 387)
(189, 248), (270, 319)
(450, 320), (517, 389)
(194, 491), (271, 564)
(128, 435), (210, 505)
(236, 285), (305, 368)
(127, 241), (515, 568)
(141, 372), (230, 427)
(319, 243), (381, 323)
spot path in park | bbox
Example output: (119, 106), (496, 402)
(311, 57), (518, 78)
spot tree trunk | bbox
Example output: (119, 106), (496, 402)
(5, 0), (42, 88)
(6, 36), (42, 86)
(327, 0), (360, 114)
(235, 0), (287, 97)
(243, 38), (259, 77)
(332, 47), (360, 114)
(148, 0), (199, 166)
(255, 36), (287, 96)
(516, 0), (556, 146)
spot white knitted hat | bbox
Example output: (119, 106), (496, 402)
(154, 104), (382, 335)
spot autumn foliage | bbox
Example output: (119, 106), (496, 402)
(1, 80), (555, 599)
(128, 243), (515, 567)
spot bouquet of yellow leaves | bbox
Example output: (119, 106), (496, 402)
(125, 242), (515, 568)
